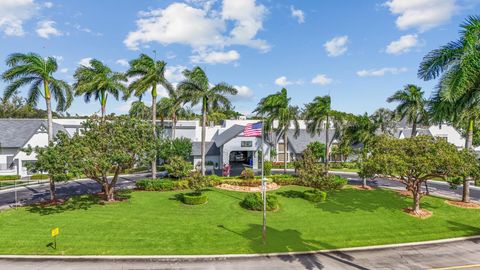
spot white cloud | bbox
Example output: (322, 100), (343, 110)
(386, 34), (418, 55)
(311, 74), (332, 85)
(60, 68), (68, 73)
(44, 2), (53, 8)
(290, 6), (305, 24)
(36, 20), (62, 39)
(124, 0), (269, 58)
(0, 0), (37, 36)
(384, 0), (457, 32)
(229, 85), (254, 101)
(165, 65), (186, 83)
(116, 59), (129, 67)
(324, 36), (348, 57)
(78, 57), (92, 67)
(356, 67), (408, 77)
(191, 50), (240, 64)
(275, 76), (292, 87)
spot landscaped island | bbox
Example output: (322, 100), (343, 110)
(0, 186), (479, 255)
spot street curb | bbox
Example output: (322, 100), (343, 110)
(1, 235), (479, 261)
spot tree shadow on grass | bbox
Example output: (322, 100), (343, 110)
(218, 223), (368, 270)
(446, 221), (480, 236)
(27, 195), (101, 216)
(277, 190), (304, 199)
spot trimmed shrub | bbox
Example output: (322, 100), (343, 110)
(264, 161), (272, 176)
(241, 193), (279, 211)
(221, 179), (262, 187)
(182, 192), (208, 205)
(303, 189), (327, 202)
(270, 174), (299, 185)
(164, 156), (192, 179)
(187, 171), (209, 192)
(30, 174), (49, 180)
(0, 175), (21, 181)
(241, 168), (255, 180)
(136, 179), (188, 191)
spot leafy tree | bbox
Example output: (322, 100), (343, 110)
(158, 137), (192, 162)
(129, 100), (151, 120)
(69, 116), (157, 201)
(73, 59), (126, 121)
(0, 93), (62, 118)
(371, 108), (396, 135)
(387, 84), (428, 137)
(306, 141), (326, 161)
(1, 53), (73, 141)
(164, 156), (192, 179)
(253, 88), (300, 174)
(360, 136), (479, 215)
(125, 54), (173, 179)
(24, 132), (78, 202)
(178, 66), (237, 175)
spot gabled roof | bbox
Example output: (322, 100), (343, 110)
(0, 119), (67, 148)
(213, 124), (245, 147)
(395, 128), (431, 139)
(287, 129), (336, 154)
(192, 142), (220, 156)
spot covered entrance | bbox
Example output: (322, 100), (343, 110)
(229, 151), (254, 176)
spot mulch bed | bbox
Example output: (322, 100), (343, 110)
(349, 185), (375, 191)
(403, 207), (432, 219)
(396, 190), (413, 198)
(216, 182), (280, 192)
(445, 200), (480, 209)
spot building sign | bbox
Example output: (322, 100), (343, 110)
(241, 141), (252, 147)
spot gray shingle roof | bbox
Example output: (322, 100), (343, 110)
(213, 124), (245, 147)
(192, 141), (220, 156)
(287, 129), (336, 154)
(0, 119), (67, 148)
(396, 128), (431, 138)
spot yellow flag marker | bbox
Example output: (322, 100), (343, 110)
(51, 227), (59, 237)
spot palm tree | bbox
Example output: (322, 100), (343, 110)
(418, 16), (480, 203)
(304, 95), (342, 169)
(129, 100), (151, 120)
(254, 88), (300, 174)
(387, 84), (427, 137)
(178, 67), (237, 175)
(371, 108), (396, 135)
(2, 53), (73, 142)
(125, 54), (173, 179)
(74, 59), (126, 121)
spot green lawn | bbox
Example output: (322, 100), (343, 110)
(0, 186), (479, 255)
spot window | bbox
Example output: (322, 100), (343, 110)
(278, 143), (288, 152)
(241, 141), (252, 147)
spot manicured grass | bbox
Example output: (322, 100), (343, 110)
(0, 186), (479, 255)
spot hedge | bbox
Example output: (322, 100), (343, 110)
(241, 193), (279, 211)
(30, 174), (49, 180)
(136, 179), (189, 191)
(220, 179), (262, 187)
(303, 189), (327, 202)
(182, 192), (208, 205)
(0, 175), (20, 181)
(270, 174), (299, 185)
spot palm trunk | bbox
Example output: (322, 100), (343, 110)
(411, 121), (417, 138)
(325, 115), (330, 172)
(44, 80), (55, 201)
(284, 127), (288, 174)
(100, 91), (107, 122)
(151, 86), (157, 180)
(462, 119), (474, 203)
(201, 98), (207, 176)
(172, 110), (177, 138)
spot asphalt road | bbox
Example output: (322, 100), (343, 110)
(2, 238), (480, 269)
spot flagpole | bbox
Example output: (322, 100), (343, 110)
(261, 118), (266, 244)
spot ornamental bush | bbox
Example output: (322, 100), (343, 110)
(241, 193), (279, 211)
(182, 192), (208, 205)
(0, 175), (21, 181)
(303, 189), (327, 202)
(30, 174), (50, 180)
(263, 161), (272, 176)
(241, 168), (255, 180)
(164, 156), (193, 179)
(221, 179), (262, 187)
(136, 179), (188, 191)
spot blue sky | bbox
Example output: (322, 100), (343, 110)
(0, 0), (478, 116)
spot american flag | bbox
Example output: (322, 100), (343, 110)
(243, 122), (262, 137)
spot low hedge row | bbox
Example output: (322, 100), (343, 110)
(241, 193), (279, 211)
(303, 189), (327, 202)
(220, 179), (262, 187)
(182, 192), (208, 205)
(0, 175), (20, 181)
(30, 174), (49, 180)
(136, 179), (189, 191)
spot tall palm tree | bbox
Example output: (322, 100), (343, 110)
(371, 108), (396, 135)
(74, 59), (126, 121)
(178, 67), (237, 175)
(387, 84), (427, 137)
(254, 88), (300, 174)
(2, 53), (73, 142)
(418, 16), (480, 203)
(125, 54), (173, 179)
(304, 95), (342, 169)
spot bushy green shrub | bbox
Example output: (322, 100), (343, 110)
(136, 179), (188, 191)
(187, 171), (209, 193)
(241, 193), (279, 211)
(306, 141), (326, 161)
(158, 137), (192, 161)
(164, 156), (192, 179)
(303, 189), (327, 202)
(270, 174), (299, 185)
(329, 162), (343, 169)
(30, 174), (49, 180)
(182, 192), (208, 205)
(342, 162), (359, 170)
(241, 168), (255, 180)
(0, 175), (21, 181)
(263, 161), (272, 176)
(221, 179), (262, 187)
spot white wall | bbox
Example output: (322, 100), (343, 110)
(14, 131), (49, 176)
(429, 124), (465, 148)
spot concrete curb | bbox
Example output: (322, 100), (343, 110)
(1, 235), (479, 261)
